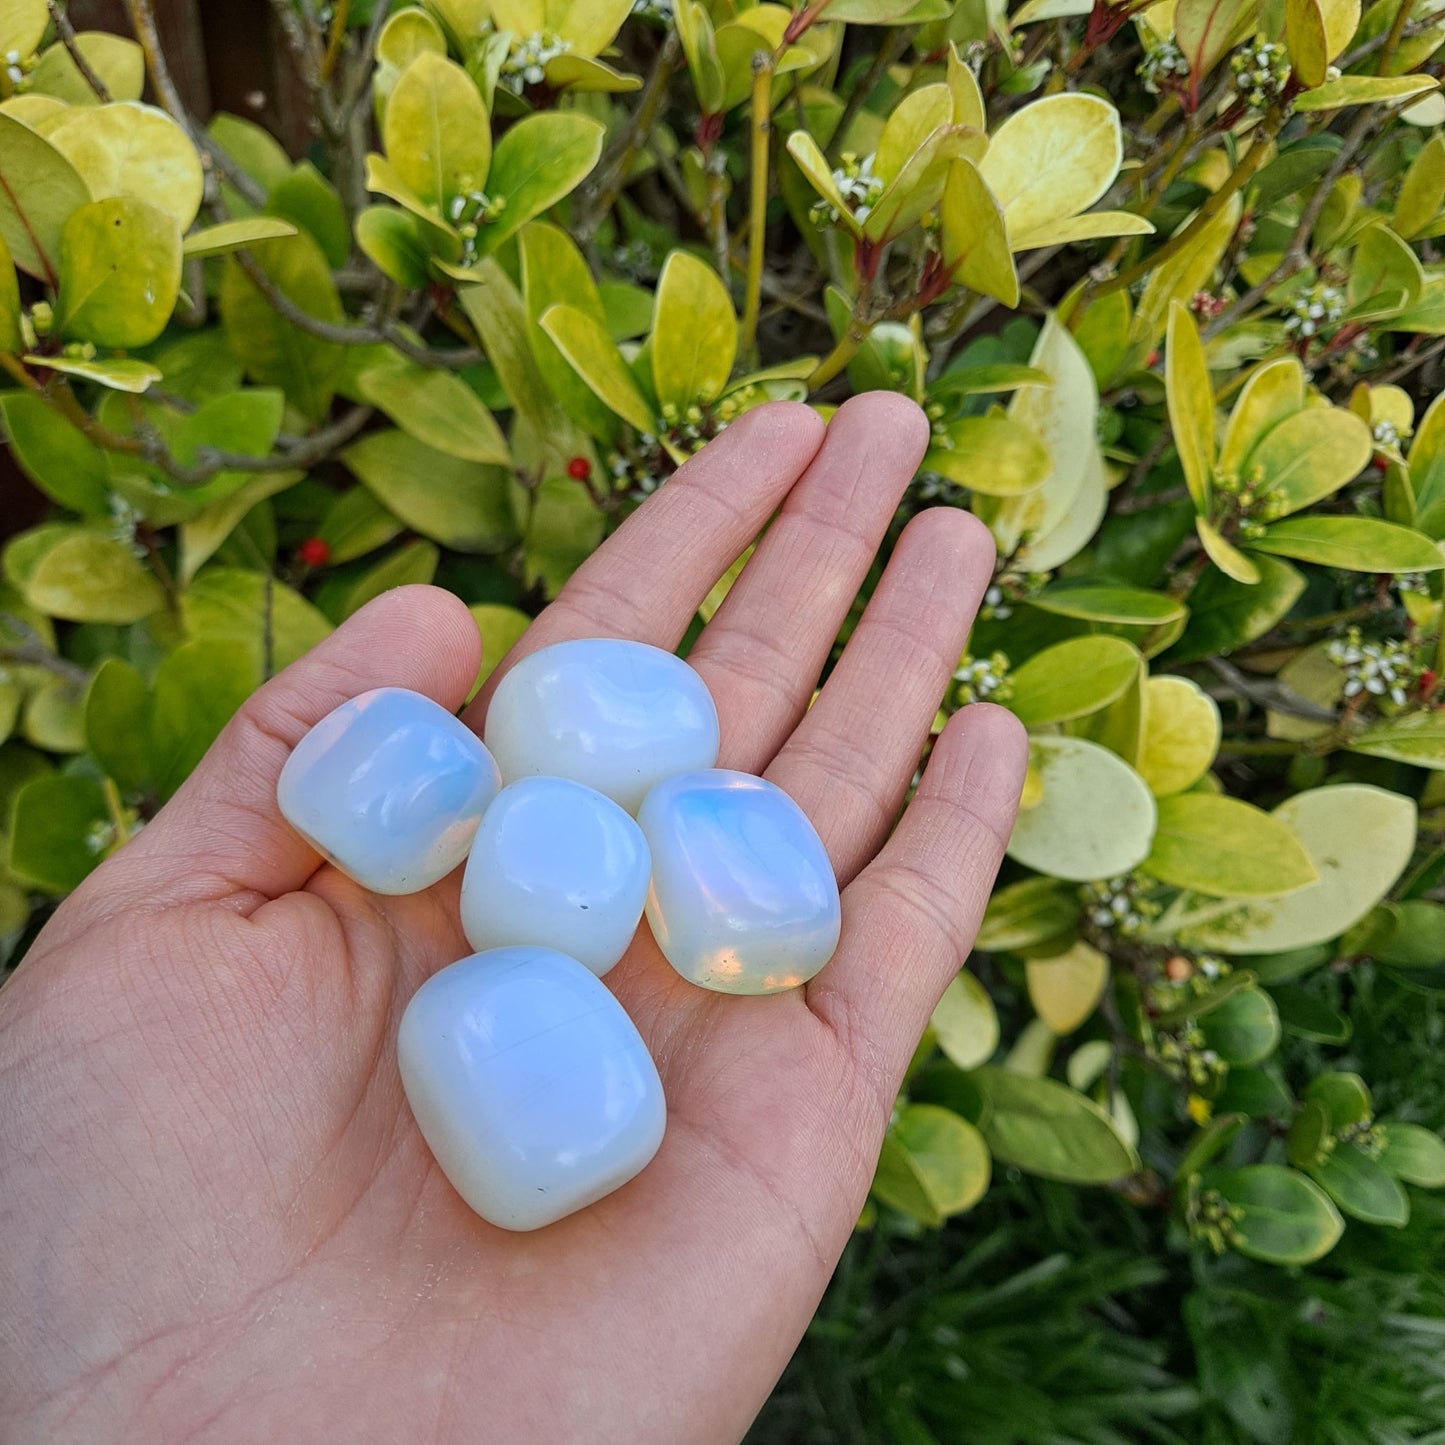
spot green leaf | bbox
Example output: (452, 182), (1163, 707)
(1379, 1122), (1445, 1186)
(1208, 1164), (1343, 1264)
(382, 51), (491, 208)
(1144, 793), (1318, 898)
(1272, 985), (1350, 1045)
(353, 206), (431, 288)
(478, 110), (604, 255)
(317, 485), (405, 566)
(1311, 1145), (1410, 1226)
(872, 1104), (991, 1224)
(181, 569), (331, 673)
(1247, 515), (1444, 571)
(85, 656), (152, 794)
(355, 357), (510, 465)
(1285, 0), (1330, 85)
(1199, 985), (1281, 1064)
(1216, 1066), (1293, 1118)
(1395, 132), (1445, 240)
(1175, 0), (1254, 100)
(0, 392), (110, 515)
(56, 193), (181, 348)
(1177, 1112), (1248, 1180)
(24, 354), (162, 392)
(1246, 406), (1372, 516)
(49, 101), (203, 229)
(977, 92), (1121, 242)
(149, 639), (261, 799)
(20, 527), (166, 623)
(931, 361), (1051, 399)
(0, 226), (19, 354)
(939, 157), (1019, 306)
(1350, 224), (1424, 312)
(1029, 583), (1186, 625)
(1166, 553), (1305, 663)
(1183, 784), (1416, 954)
(925, 413), (1050, 495)
(8, 773), (110, 893)
(1007, 635), (1140, 725)
(341, 429), (518, 552)
(1294, 74), (1438, 110)
(1166, 301), (1215, 513)
(1287, 1099), (1333, 1168)
(1007, 735), (1157, 882)
(931, 971), (999, 1069)
(1361, 899), (1445, 963)
(651, 249), (736, 413)
(0, 111), (92, 285)
(29, 31), (143, 103)
(219, 234), (344, 425)
(21, 675), (85, 752)
(977, 876), (1080, 952)
(338, 539), (440, 620)
(1306, 1071), (1372, 1128)
(178, 472), (299, 585)
(539, 302), (657, 433)
(268, 160), (350, 270)
(1150, 968), (1260, 1027)
(974, 1066), (1139, 1183)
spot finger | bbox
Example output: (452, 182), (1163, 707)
(766, 507), (995, 886)
(463, 401), (825, 725)
(806, 704), (1027, 1107)
(686, 392), (931, 771)
(96, 586), (483, 911)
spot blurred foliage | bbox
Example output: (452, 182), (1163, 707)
(5, 0), (1445, 1393)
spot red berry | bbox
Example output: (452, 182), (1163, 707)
(298, 536), (331, 567)
(1374, 456), (1389, 472)
(566, 456), (592, 480)
(1146, 349), (1161, 368)
(1422, 670), (1438, 697)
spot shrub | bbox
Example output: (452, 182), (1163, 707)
(4, 0), (1445, 1295)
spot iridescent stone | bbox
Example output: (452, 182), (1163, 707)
(637, 769), (842, 995)
(459, 776), (650, 976)
(397, 947), (666, 1230)
(483, 638), (720, 814)
(277, 687), (501, 894)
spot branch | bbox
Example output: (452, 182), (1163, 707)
(740, 49), (775, 358)
(0, 620), (90, 688)
(46, 1), (111, 100)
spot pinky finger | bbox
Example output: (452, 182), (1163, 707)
(805, 703), (1028, 1105)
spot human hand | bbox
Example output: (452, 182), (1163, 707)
(0, 394), (1026, 1445)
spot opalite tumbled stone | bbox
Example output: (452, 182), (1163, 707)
(277, 687), (501, 894)
(637, 769), (842, 995)
(484, 638), (720, 814)
(397, 946), (666, 1230)
(459, 776), (651, 976)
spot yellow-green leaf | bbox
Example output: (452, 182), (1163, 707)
(1011, 210), (1154, 251)
(1175, 0), (1255, 100)
(939, 157), (1019, 306)
(1133, 194), (1241, 349)
(1197, 516), (1260, 583)
(1026, 940), (1109, 1034)
(1017, 439), (1109, 573)
(1286, 0), (1330, 86)
(355, 357), (510, 465)
(1294, 74), (1438, 110)
(0, 110), (92, 285)
(931, 972), (999, 1069)
(1220, 356), (1305, 474)
(1246, 515), (1444, 572)
(785, 129), (862, 237)
(468, 602), (532, 693)
(651, 249), (737, 413)
(925, 412), (1048, 494)
(58, 195), (181, 349)
(29, 32), (143, 104)
(383, 51), (491, 208)
(182, 216), (299, 258)
(1137, 676), (1221, 795)
(21, 527), (166, 623)
(48, 101), (204, 229)
(1008, 635), (1141, 725)
(975, 1066), (1139, 1183)
(1167, 300), (1216, 513)
(23, 354), (161, 392)
(1395, 133), (1445, 240)
(1145, 792), (1318, 897)
(1209, 1164), (1343, 1265)
(978, 93), (1122, 242)
(478, 110), (604, 255)
(0, 227), (20, 354)
(0, 0), (47, 64)
(875, 83), (954, 185)
(1247, 406), (1372, 515)
(181, 570), (331, 675)
(540, 302), (657, 433)
(873, 1103), (991, 1224)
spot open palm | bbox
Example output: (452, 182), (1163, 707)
(0, 394), (1025, 1445)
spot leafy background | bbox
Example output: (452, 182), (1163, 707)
(4, 0), (1445, 1437)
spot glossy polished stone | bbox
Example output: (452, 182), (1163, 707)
(459, 776), (651, 976)
(637, 769), (842, 995)
(277, 687), (501, 894)
(397, 947), (666, 1230)
(483, 638), (720, 814)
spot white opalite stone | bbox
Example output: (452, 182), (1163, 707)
(397, 947), (666, 1230)
(483, 638), (720, 814)
(637, 769), (842, 995)
(459, 776), (651, 976)
(277, 687), (501, 894)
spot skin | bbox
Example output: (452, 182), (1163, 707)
(0, 395), (1026, 1445)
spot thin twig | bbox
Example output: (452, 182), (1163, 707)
(1379, 335), (1445, 386)
(0, 626), (90, 689)
(46, 1), (111, 100)
(740, 49), (775, 358)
